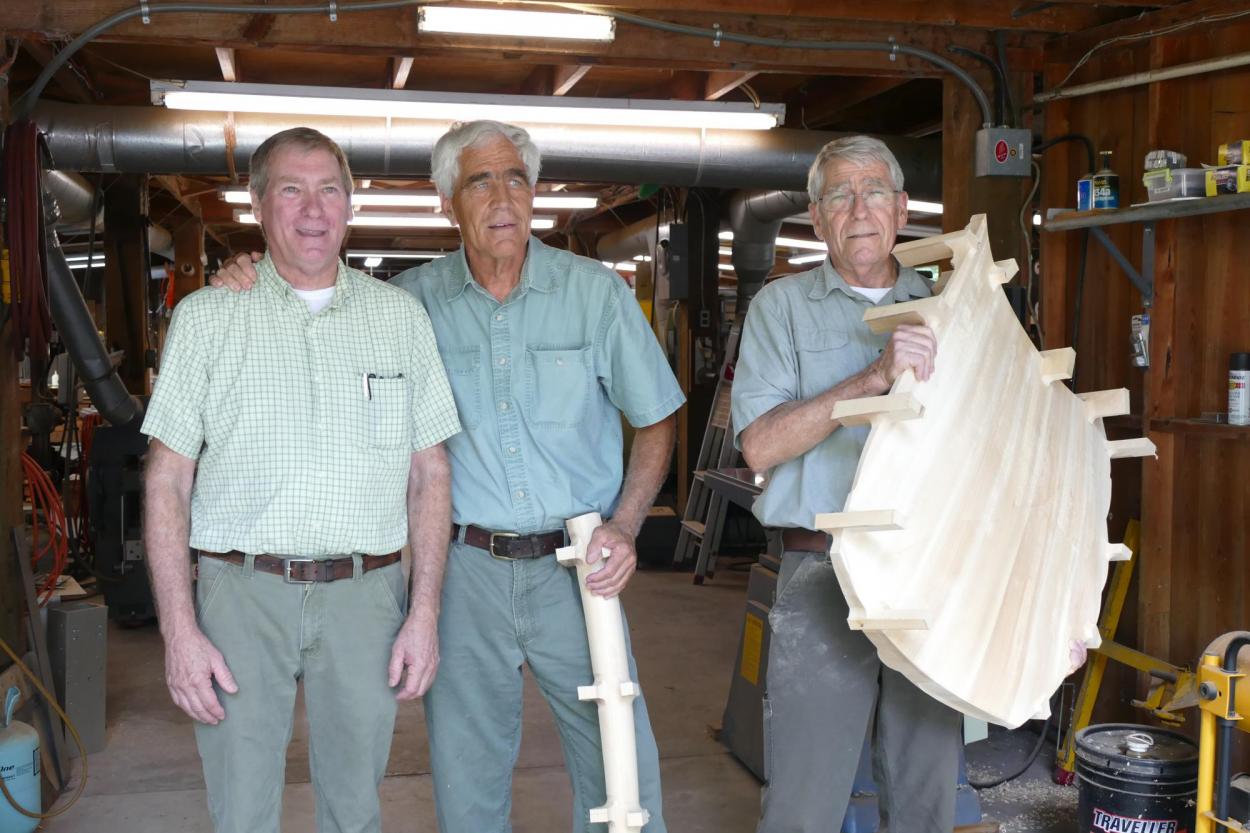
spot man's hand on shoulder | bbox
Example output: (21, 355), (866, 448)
(209, 251), (264, 292)
(584, 519), (639, 599)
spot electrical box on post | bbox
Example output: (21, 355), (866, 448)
(975, 128), (1032, 177)
(666, 223), (689, 301)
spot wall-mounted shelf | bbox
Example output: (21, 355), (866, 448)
(1041, 193), (1250, 306)
(1149, 418), (1250, 440)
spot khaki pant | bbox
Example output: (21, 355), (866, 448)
(193, 554), (407, 833)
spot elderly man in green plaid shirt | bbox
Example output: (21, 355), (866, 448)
(142, 127), (460, 833)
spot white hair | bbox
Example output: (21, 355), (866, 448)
(431, 120), (542, 197)
(806, 135), (905, 203)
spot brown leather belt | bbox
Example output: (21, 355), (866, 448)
(781, 529), (829, 554)
(198, 550), (401, 583)
(453, 524), (567, 560)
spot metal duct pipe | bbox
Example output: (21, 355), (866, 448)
(728, 190), (809, 309)
(43, 168), (175, 258)
(46, 233), (145, 427)
(34, 102), (941, 196)
(597, 217), (665, 265)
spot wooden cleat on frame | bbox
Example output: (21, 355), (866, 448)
(831, 392), (924, 427)
(1077, 389), (1131, 422)
(815, 509), (904, 534)
(1106, 543), (1132, 562)
(1039, 347), (1077, 384)
(848, 609), (930, 631)
(864, 295), (945, 335)
(1107, 437), (1157, 460)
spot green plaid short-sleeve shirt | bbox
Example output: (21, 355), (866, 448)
(142, 255), (460, 557)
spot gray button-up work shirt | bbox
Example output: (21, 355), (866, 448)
(392, 237), (685, 534)
(731, 258), (932, 530)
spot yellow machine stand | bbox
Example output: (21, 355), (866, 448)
(1194, 632), (1250, 833)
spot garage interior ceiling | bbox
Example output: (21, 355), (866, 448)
(1, 1), (1169, 275)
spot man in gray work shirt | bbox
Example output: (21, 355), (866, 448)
(730, 135), (956, 833)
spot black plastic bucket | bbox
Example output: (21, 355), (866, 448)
(1075, 724), (1198, 833)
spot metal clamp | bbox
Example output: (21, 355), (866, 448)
(328, 0), (338, 22)
(712, 23), (722, 48)
(140, 0), (151, 24)
(283, 558), (316, 583)
(889, 37), (899, 62)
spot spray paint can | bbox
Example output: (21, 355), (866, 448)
(1231, 353), (1250, 426)
(1093, 151), (1120, 210)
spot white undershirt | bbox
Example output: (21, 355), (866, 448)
(292, 285), (336, 314)
(848, 285), (892, 303)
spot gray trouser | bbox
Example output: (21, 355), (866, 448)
(423, 540), (666, 833)
(193, 554), (407, 833)
(758, 551), (962, 833)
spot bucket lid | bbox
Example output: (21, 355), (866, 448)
(1076, 724), (1197, 771)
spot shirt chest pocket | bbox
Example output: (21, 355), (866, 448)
(525, 346), (592, 429)
(367, 375), (411, 450)
(794, 327), (852, 400)
(439, 346), (483, 430)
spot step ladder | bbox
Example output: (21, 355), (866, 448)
(673, 320), (741, 584)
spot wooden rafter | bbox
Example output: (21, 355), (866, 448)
(704, 70), (759, 101)
(214, 47), (237, 82)
(390, 56), (414, 90)
(20, 39), (97, 104)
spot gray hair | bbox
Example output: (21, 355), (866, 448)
(249, 127), (354, 199)
(431, 120), (542, 197)
(806, 135), (905, 203)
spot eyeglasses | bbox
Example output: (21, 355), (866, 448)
(817, 188), (899, 213)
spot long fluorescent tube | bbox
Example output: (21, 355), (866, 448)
(788, 253), (826, 265)
(223, 188), (596, 210)
(155, 81), (785, 131)
(362, 256), (383, 268)
(909, 200), (943, 214)
(347, 251), (448, 261)
(601, 261), (638, 273)
(236, 212), (555, 230)
(419, 6), (615, 41)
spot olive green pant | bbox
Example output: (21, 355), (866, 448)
(193, 554), (408, 833)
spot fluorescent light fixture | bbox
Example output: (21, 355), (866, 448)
(718, 247), (732, 257)
(1033, 212), (1042, 226)
(67, 257), (107, 269)
(223, 188), (597, 210)
(720, 230), (826, 251)
(64, 254), (105, 264)
(154, 81), (785, 131)
(717, 263), (735, 272)
(347, 250), (448, 261)
(602, 261), (638, 273)
(909, 199), (943, 214)
(632, 255), (652, 262)
(788, 253), (826, 265)
(419, 6), (615, 41)
(236, 211), (554, 230)
(362, 256), (383, 268)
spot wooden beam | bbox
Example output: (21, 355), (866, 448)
(0, 68), (23, 680)
(102, 175), (151, 395)
(1053, 0), (1250, 63)
(214, 47), (237, 82)
(173, 221), (205, 305)
(241, 12), (277, 43)
(390, 55), (413, 90)
(0, 7), (1051, 76)
(20, 39), (97, 104)
(553, 64), (591, 96)
(704, 70), (759, 100)
(790, 76), (912, 128)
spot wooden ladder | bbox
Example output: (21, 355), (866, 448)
(673, 320), (741, 584)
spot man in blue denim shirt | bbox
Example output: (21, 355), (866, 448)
(217, 120), (682, 833)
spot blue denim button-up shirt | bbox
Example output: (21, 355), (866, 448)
(731, 258), (932, 530)
(392, 237), (685, 534)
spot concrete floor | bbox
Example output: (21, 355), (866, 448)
(42, 561), (1079, 832)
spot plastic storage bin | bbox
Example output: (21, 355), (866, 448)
(1142, 167), (1206, 201)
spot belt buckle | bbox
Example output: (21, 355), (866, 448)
(489, 531), (520, 561)
(283, 558), (316, 583)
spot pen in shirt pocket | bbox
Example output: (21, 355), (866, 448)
(362, 372), (405, 400)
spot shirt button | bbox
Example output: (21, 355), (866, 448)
(555, 358), (565, 367)
(508, 446), (518, 454)
(515, 490), (526, 500)
(495, 313), (504, 322)
(498, 357), (508, 366)
(498, 401), (510, 412)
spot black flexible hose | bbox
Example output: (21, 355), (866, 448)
(1035, 133), (1097, 175)
(970, 714), (1053, 790)
(947, 45), (1007, 127)
(13, 0), (426, 120)
(994, 30), (1018, 129)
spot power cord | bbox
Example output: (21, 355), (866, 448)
(0, 632), (89, 819)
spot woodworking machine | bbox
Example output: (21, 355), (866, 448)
(1192, 632), (1250, 833)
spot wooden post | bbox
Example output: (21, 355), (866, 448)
(941, 75), (1030, 274)
(172, 220), (204, 305)
(0, 74), (23, 664)
(102, 175), (151, 395)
